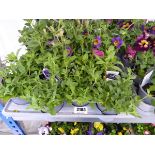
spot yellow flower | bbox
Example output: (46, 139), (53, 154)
(58, 127), (65, 134)
(123, 127), (127, 131)
(74, 122), (77, 126)
(94, 122), (104, 131)
(70, 128), (79, 135)
(118, 132), (122, 135)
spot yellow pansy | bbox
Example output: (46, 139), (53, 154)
(123, 127), (127, 131)
(94, 122), (104, 131)
(58, 127), (65, 134)
(70, 128), (79, 135)
(118, 132), (122, 135)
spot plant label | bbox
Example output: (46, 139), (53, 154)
(106, 71), (119, 81)
(73, 107), (88, 114)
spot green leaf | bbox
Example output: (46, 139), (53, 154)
(82, 53), (88, 62)
(27, 40), (40, 49)
(111, 66), (122, 72)
(149, 85), (155, 92)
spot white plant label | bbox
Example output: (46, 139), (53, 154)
(106, 71), (119, 81)
(74, 107), (88, 114)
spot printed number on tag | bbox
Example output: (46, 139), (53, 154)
(74, 107), (88, 114)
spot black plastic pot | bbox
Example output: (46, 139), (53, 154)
(72, 102), (89, 107)
(96, 103), (117, 115)
(138, 70), (155, 112)
(10, 97), (65, 113)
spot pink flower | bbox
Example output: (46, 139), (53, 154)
(92, 49), (104, 58)
(144, 130), (150, 135)
(126, 45), (137, 59)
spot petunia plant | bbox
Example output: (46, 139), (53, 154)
(0, 19), (143, 114)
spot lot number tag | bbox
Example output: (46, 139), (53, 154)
(74, 107), (88, 114)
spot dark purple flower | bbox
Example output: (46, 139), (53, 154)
(66, 47), (73, 56)
(42, 68), (50, 80)
(148, 37), (155, 49)
(96, 132), (103, 135)
(134, 36), (150, 52)
(112, 36), (123, 49)
(148, 26), (155, 35)
(82, 29), (89, 36)
(118, 20), (134, 30)
(93, 36), (102, 49)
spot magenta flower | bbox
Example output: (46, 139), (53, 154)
(126, 45), (137, 59)
(93, 36), (102, 49)
(66, 47), (73, 56)
(92, 49), (104, 58)
(112, 36), (123, 49)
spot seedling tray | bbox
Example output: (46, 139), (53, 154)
(2, 99), (155, 123)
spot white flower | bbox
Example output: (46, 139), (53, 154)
(31, 20), (36, 27)
(38, 127), (50, 135)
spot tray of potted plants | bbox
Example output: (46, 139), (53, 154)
(1, 19), (155, 123)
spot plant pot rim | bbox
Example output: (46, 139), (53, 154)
(96, 103), (117, 115)
(72, 102), (89, 107)
(139, 84), (155, 100)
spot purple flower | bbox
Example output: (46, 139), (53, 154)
(92, 49), (104, 58)
(42, 68), (50, 80)
(82, 29), (89, 36)
(112, 36), (123, 49)
(96, 132), (103, 135)
(134, 36), (150, 52)
(125, 45), (137, 59)
(66, 47), (73, 56)
(148, 26), (155, 35)
(118, 20), (134, 30)
(93, 36), (102, 49)
(141, 24), (148, 32)
(87, 123), (93, 135)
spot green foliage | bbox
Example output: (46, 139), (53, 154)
(133, 123), (155, 135)
(0, 19), (141, 114)
(135, 51), (155, 77)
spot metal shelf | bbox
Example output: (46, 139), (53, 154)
(2, 100), (155, 123)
